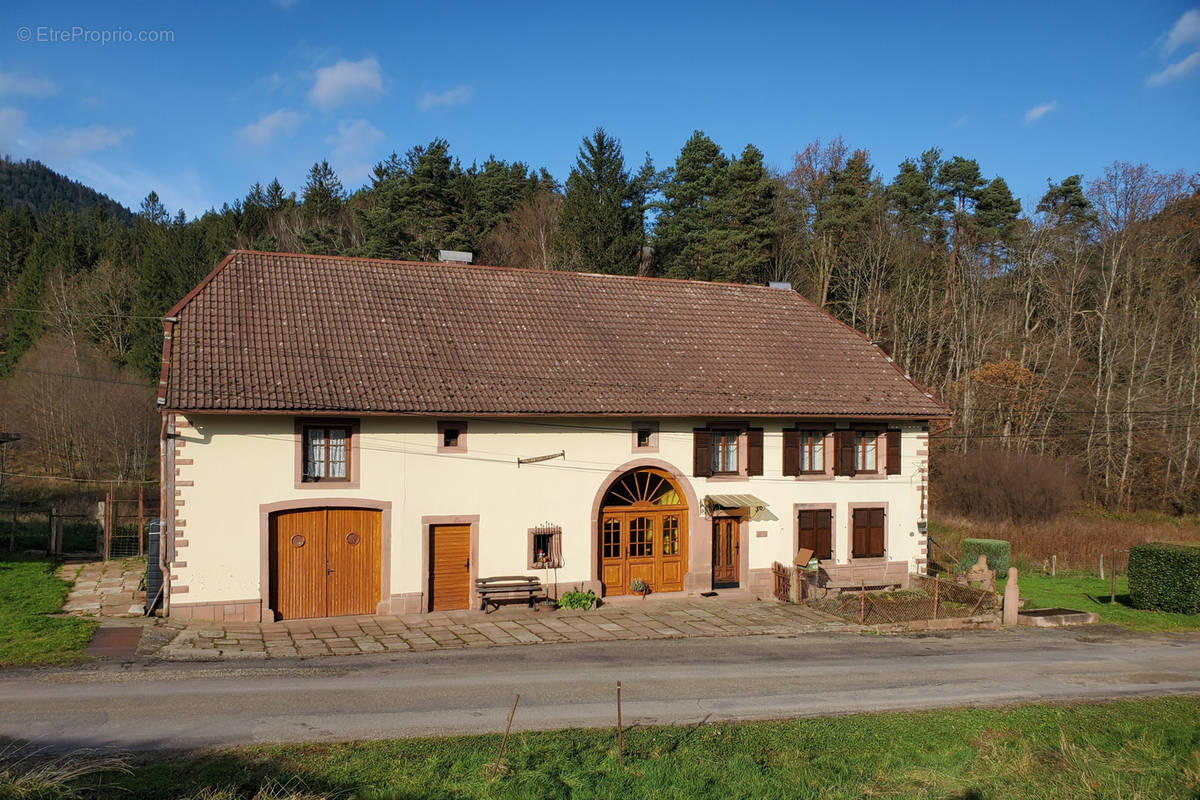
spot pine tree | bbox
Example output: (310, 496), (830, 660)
(298, 161), (345, 255)
(655, 131), (729, 280)
(718, 144), (776, 284)
(557, 128), (645, 274)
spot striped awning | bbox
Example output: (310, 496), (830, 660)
(703, 494), (770, 521)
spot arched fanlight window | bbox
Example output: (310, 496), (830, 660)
(602, 468), (684, 508)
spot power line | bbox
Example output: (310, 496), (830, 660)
(0, 305), (166, 320)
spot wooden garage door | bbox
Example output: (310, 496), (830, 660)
(429, 524), (471, 611)
(270, 508), (381, 620)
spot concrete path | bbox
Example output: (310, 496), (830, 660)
(3, 626), (1197, 752)
(153, 596), (847, 660)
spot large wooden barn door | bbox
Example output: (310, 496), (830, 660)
(429, 524), (471, 611)
(270, 508), (381, 620)
(598, 468), (689, 596)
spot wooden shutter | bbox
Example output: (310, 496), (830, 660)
(798, 509), (832, 560)
(815, 510), (833, 560)
(782, 430), (800, 476)
(886, 429), (901, 475)
(835, 430), (856, 476)
(693, 429), (713, 477)
(852, 508), (885, 558)
(747, 428), (764, 476)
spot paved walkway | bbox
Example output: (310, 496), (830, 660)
(58, 557), (146, 617)
(156, 596), (846, 661)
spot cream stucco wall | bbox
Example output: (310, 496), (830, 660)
(168, 415), (930, 614)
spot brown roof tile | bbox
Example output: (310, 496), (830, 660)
(161, 250), (951, 418)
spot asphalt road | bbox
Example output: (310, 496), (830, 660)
(3, 626), (1199, 752)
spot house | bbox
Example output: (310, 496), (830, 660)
(156, 250), (951, 622)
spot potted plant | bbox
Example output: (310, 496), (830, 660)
(630, 578), (650, 598)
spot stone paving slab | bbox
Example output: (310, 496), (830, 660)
(154, 597), (849, 661)
(58, 558), (147, 618)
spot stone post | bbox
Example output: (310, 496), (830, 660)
(1003, 567), (1020, 626)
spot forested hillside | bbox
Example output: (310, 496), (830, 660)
(0, 129), (1197, 511)
(0, 157), (132, 221)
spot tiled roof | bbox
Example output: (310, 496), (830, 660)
(161, 250), (951, 418)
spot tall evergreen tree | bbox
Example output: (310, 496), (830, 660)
(557, 128), (645, 274)
(655, 131), (729, 280)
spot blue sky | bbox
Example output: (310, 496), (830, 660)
(1, 1), (1197, 218)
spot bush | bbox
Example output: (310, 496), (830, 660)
(959, 538), (1010, 575)
(1128, 542), (1200, 613)
(557, 588), (596, 610)
(936, 448), (1078, 523)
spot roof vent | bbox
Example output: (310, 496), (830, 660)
(438, 250), (473, 264)
(767, 281), (792, 290)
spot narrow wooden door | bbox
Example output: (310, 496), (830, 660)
(430, 524), (471, 611)
(798, 510), (833, 560)
(712, 517), (739, 588)
(852, 508), (885, 558)
(271, 509), (327, 619)
(326, 509), (381, 617)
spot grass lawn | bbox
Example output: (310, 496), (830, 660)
(7, 696), (1193, 799)
(0, 557), (97, 667)
(1008, 572), (1200, 633)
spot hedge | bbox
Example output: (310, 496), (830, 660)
(1128, 542), (1200, 614)
(959, 538), (1011, 576)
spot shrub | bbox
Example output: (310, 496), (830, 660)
(557, 589), (596, 610)
(959, 538), (1011, 575)
(936, 448), (1078, 523)
(1128, 542), (1200, 613)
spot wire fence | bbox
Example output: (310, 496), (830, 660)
(812, 574), (997, 625)
(773, 561), (998, 625)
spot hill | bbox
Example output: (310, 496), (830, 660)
(0, 156), (132, 221)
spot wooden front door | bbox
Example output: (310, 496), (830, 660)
(798, 510), (833, 560)
(271, 508), (381, 620)
(598, 468), (688, 596)
(429, 524), (471, 611)
(712, 516), (740, 588)
(852, 507), (885, 558)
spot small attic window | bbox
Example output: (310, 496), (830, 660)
(632, 421), (659, 452)
(438, 420), (467, 453)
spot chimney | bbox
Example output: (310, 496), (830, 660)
(438, 250), (473, 264)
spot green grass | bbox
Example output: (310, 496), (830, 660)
(1010, 572), (1200, 633)
(13, 696), (1189, 799)
(0, 557), (97, 667)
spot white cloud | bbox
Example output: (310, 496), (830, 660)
(1147, 50), (1200, 86)
(0, 69), (59, 98)
(1162, 8), (1200, 56)
(238, 108), (304, 145)
(1024, 100), (1059, 124)
(417, 85), (474, 111)
(326, 118), (385, 186)
(71, 160), (215, 219)
(40, 125), (133, 161)
(952, 116), (967, 128)
(0, 106), (27, 151)
(307, 58), (383, 110)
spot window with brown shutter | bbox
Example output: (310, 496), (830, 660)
(693, 428), (713, 477)
(886, 429), (902, 474)
(835, 430), (857, 476)
(798, 509), (832, 560)
(747, 428), (763, 476)
(852, 507), (885, 558)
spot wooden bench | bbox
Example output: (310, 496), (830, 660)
(816, 561), (910, 593)
(475, 576), (545, 613)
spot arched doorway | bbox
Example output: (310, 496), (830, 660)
(599, 467), (689, 595)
